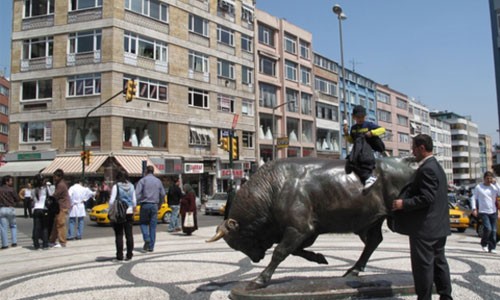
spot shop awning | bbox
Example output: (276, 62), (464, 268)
(0, 160), (52, 177)
(113, 155), (158, 176)
(41, 155), (108, 175)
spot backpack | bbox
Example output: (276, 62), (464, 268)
(44, 187), (59, 215)
(366, 136), (386, 153)
(108, 187), (129, 224)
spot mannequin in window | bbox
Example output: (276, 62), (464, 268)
(140, 128), (153, 147)
(85, 126), (97, 146)
(265, 126), (273, 140)
(289, 129), (298, 142)
(129, 128), (139, 147)
(259, 125), (265, 139)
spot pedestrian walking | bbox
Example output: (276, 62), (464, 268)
(67, 180), (95, 240)
(180, 183), (198, 235)
(110, 170), (136, 261)
(392, 134), (453, 300)
(31, 175), (51, 250)
(135, 165), (165, 252)
(0, 175), (20, 249)
(49, 169), (71, 248)
(167, 176), (183, 232)
(471, 171), (499, 253)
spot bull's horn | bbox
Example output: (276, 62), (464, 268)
(206, 226), (226, 243)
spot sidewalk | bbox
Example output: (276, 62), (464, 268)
(0, 220), (498, 299)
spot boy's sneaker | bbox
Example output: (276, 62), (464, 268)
(482, 246), (489, 252)
(364, 176), (377, 189)
(490, 249), (497, 254)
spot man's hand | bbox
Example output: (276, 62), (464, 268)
(472, 209), (478, 218)
(392, 199), (403, 211)
(365, 131), (373, 138)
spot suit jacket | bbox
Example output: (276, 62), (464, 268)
(393, 156), (451, 239)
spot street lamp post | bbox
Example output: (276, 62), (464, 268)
(332, 4), (348, 158)
(272, 101), (294, 160)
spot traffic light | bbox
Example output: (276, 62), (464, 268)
(125, 79), (137, 102)
(85, 150), (92, 166)
(80, 151), (86, 162)
(219, 137), (229, 152)
(231, 137), (239, 160)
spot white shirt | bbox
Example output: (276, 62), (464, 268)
(33, 187), (50, 210)
(471, 183), (499, 214)
(68, 183), (96, 217)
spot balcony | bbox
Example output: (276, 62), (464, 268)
(67, 51), (101, 67)
(21, 57), (53, 72)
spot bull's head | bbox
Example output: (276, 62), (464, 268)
(206, 218), (267, 263)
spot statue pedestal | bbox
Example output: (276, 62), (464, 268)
(231, 273), (415, 299)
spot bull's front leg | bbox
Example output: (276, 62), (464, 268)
(247, 227), (310, 290)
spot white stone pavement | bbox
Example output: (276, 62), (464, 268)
(0, 223), (499, 300)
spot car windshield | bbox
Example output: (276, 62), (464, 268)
(211, 193), (228, 201)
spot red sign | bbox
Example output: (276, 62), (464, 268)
(232, 114), (239, 129)
(184, 163), (204, 174)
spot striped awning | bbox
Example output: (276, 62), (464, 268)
(41, 155), (108, 175)
(113, 155), (158, 176)
(0, 160), (52, 177)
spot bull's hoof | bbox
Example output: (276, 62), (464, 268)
(342, 267), (361, 278)
(245, 280), (267, 290)
(315, 253), (328, 265)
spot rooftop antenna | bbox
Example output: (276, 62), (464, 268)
(349, 59), (362, 72)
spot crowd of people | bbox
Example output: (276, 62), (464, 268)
(0, 166), (201, 262)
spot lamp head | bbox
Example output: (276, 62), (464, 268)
(332, 4), (342, 15)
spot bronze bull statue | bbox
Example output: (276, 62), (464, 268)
(207, 157), (415, 289)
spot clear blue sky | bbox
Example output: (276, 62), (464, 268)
(1, 1), (498, 144)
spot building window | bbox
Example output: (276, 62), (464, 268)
(21, 121), (51, 143)
(242, 99), (254, 116)
(217, 0), (235, 16)
(397, 114), (408, 126)
(70, 0), (102, 11)
(124, 0), (167, 22)
(217, 59), (235, 79)
(398, 132), (409, 143)
(217, 94), (234, 113)
(301, 93), (312, 115)
(376, 91), (390, 104)
(24, 0), (54, 18)
(299, 40), (310, 59)
(242, 66), (253, 85)
(68, 73), (101, 97)
(124, 118), (167, 148)
(241, 5), (254, 23)
(242, 131), (254, 148)
(259, 83), (277, 108)
(66, 118), (100, 148)
(189, 51), (209, 73)
(378, 110), (392, 122)
(286, 89), (298, 112)
(315, 77), (337, 97)
(285, 60), (298, 81)
(21, 79), (52, 101)
(0, 86), (8, 97)
(241, 34), (253, 52)
(396, 98), (408, 110)
(302, 120), (313, 143)
(0, 104), (9, 115)
(189, 126), (212, 147)
(69, 30), (101, 54)
(188, 88), (209, 109)
(316, 102), (338, 122)
(300, 66), (311, 85)
(189, 14), (209, 37)
(217, 25), (234, 46)
(284, 33), (296, 54)
(259, 55), (276, 76)
(123, 76), (167, 102)
(124, 32), (167, 61)
(0, 125), (9, 135)
(258, 23), (274, 47)
(23, 36), (53, 60)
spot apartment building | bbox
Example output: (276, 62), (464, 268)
(431, 111), (480, 188)
(0, 77), (9, 164)
(478, 134), (493, 180)
(8, 0), (256, 195)
(429, 117), (453, 183)
(254, 9), (315, 164)
(312, 53), (341, 159)
(375, 84), (411, 157)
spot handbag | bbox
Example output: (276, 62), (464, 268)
(45, 187), (59, 215)
(183, 212), (194, 228)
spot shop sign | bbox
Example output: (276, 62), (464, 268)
(220, 169), (244, 178)
(276, 137), (289, 149)
(17, 153), (41, 160)
(184, 163), (204, 174)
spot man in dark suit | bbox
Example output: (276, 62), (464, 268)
(392, 134), (453, 300)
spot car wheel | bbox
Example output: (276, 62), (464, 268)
(162, 212), (171, 224)
(457, 228), (466, 233)
(477, 223), (484, 238)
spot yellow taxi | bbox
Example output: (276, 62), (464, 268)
(448, 202), (470, 232)
(89, 200), (172, 225)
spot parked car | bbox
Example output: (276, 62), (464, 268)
(449, 202), (470, 233)
(204, 192), (228, 215)
(89, 201), (172, 225)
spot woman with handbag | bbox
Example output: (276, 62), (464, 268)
(109, 170), (136, 261)
(31, 175), (51, 250)
(180, 183), (198, 235)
